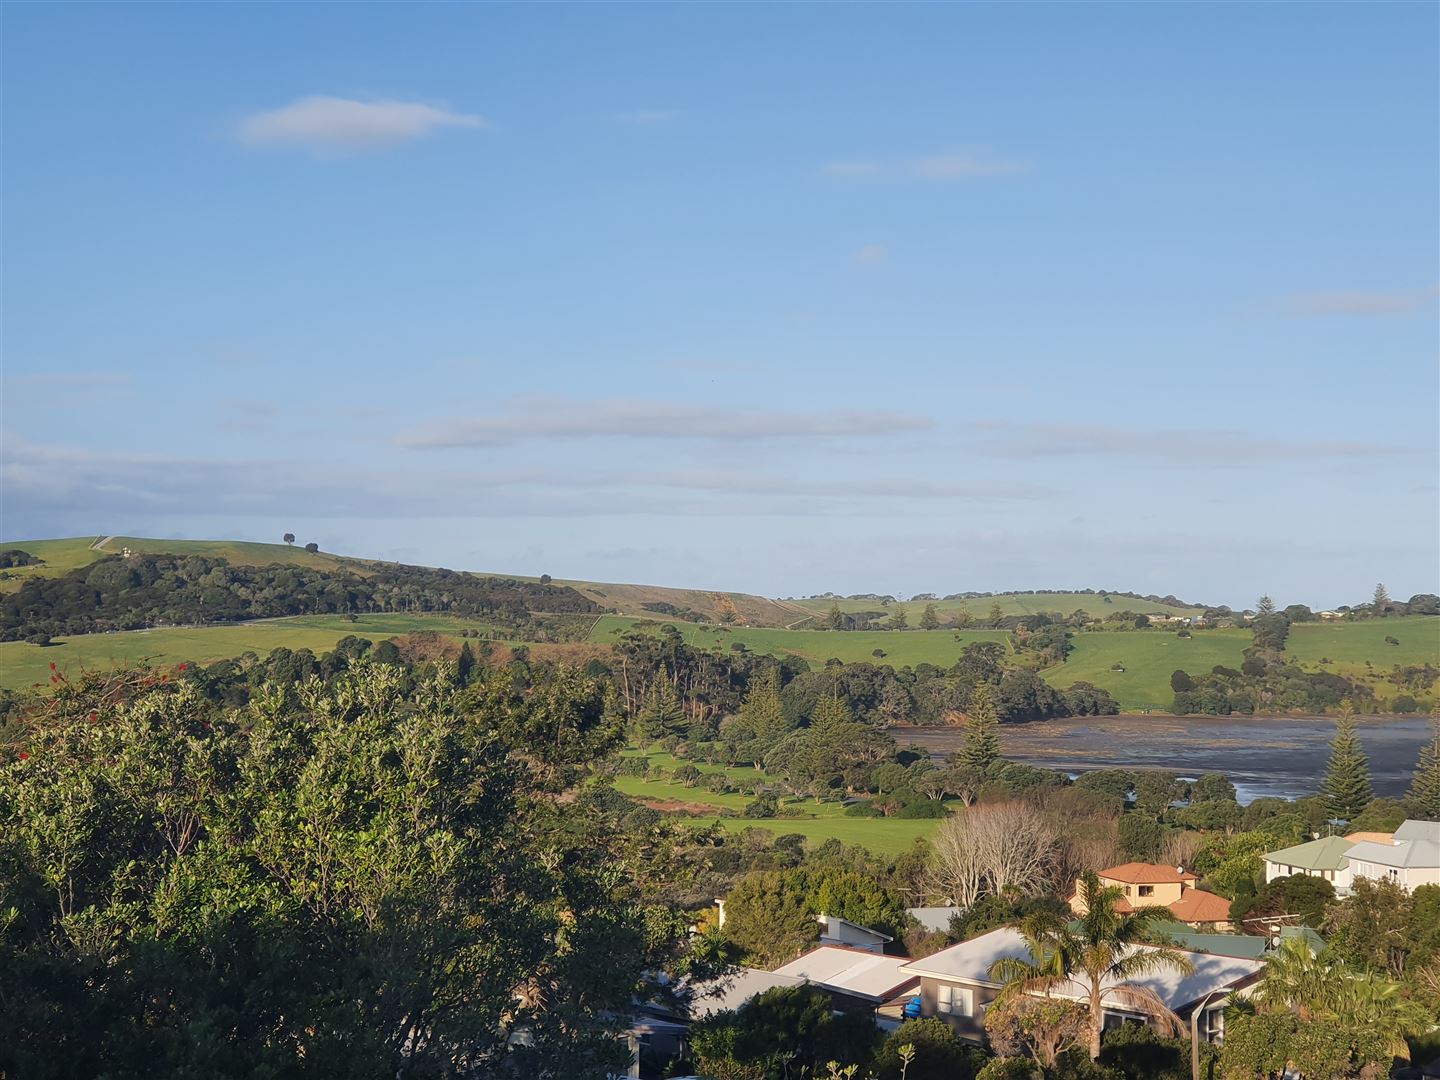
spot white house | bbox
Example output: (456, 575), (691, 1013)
(1344, 819), (1440, 893)
(1261, 835), (1355, 890)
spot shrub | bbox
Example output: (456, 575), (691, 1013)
(673, 763), (702, 787)
(742, 792), (778, 818)
(875, 1018), (984, 1080)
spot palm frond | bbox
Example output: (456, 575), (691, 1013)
(1101, 982), (1185, 1037)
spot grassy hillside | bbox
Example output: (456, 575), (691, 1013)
(561, 579), (811, 629)
(787, 591), (1204, 627)
(0, 613), (510, 690)
(589, 615), (1011, 667)
(1040, 629), (1254, 712)
(0, 536), (351, 593)
(1287, 616), (1440, 671)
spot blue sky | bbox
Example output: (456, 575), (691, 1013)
(3, 2), (1437, 609)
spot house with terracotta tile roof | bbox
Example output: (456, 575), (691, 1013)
(1070, 863), (1231, 930)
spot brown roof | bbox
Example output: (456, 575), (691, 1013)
(1344, 831), (1393, 845)
(1098, 863), (1200, 885)
(1168, 890), (1232, 925)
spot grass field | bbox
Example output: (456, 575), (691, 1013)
(786, 592), (1204, 627)
(1287, 617), (1440, 672)
(0, 613), (506, 690)
(589, 615), (1011, 668)
(1040, 629), (1254, 712)
(0, 536), (353, 593)
(615, 749), (943, 855)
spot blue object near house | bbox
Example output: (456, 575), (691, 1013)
(903, 995), (922, 1020)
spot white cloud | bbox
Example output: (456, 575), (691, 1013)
(394, 399), (932, 448)
(235, 96), (488, 152)
(981, 422), (1417, 463)
(821, 150), (1028, 181)
(852, 244), (888, 266)
(1275, 286), (1439, 317)
(614, 109), (681, 126)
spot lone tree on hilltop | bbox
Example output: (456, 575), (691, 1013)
(1407, 718), (1440, 818)
(1256, 595), (1276, 616)
(1320, 705), (1373, 821)
(304, 542), (319, 554)
(283, 532), (295, 545)
(1373, 582), (1391, 613)
(957, 683), (1001, 771)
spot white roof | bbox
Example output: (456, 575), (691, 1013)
(685, 967), (804, 1018)
(897, 927), (1264, 1011)
(1348, 819), (1440, 870)
(773, 946), (919, 1003)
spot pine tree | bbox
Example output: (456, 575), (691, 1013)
(1407, 719), (1440, 818)
(920, 603), (940, 630)
(809, 693), (851, 734)
(1256, 595), (1276, 616)
(889, 606), (909, 630)
(957, 683), (1002, 771)
(827, 603), (846, 631)
(637, 668), (685, 740)
(1372, 583), (1390, 614)
(1320, 707), (1373, 820)
(739, 666), (787, 744)
(989, 601), (1005, 628)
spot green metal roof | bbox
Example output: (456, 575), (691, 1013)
(1262, 835), (1352, 872)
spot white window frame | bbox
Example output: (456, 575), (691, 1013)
(936, 984), (974, 1017)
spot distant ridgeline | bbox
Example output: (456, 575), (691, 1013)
(0, 553), (600, 641)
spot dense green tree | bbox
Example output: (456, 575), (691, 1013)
(0, 663), (694, 1080)
(827, 602), (846, 630)
(1169, 669), (1195, 693)
(1407, 718), (1440, 818)
(889, 605), (910, 630)
(920, 603), (940, 630)
(282, 532), (295, 545)
(637, 667), (686, 739)
(989, 600), (1005, 628)
(1372, 582), (1390, 613)
(1118, 813), (1164, 862)
(874, 1018), (985, 1080)
(1230, 873), (1335, 930)
(956, 683), (1001, 771)
(720, 870), (819, 967)
(1256, 595), (1276, 616)
(1319, 711), (1373, 821)
(1189, 772), (1237, 804)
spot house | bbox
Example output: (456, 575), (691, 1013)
(816, 913), (892, 953)
(1344, 819), (1440, 893)
(1262, 835), (1355, 891)
(773, 945), (919, 1011)
(1071, 863), (1232, 930)
(683, 966), (805, 1018)
(896, 927), (1265, 1045)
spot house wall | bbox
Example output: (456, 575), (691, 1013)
(819, 922), (886, 952)
(917, 977), (999, 1044)
(1349, 860), (1439, 893)
(1263, 860), (1351, 889)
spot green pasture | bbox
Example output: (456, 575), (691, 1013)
(0, 613), (505, 690)
(1040, 628), (1253, 712)
(614, 748), (946, 855)
(0, 535), (354, 594)
(786, 592), (1203, 626)
(589, 615), (1010, 669)
(1287, 617), (1440, 673)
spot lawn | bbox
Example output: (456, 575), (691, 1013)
(1286, 617), (1440, 673)
(1040, 628), (1254, 712)
(614, 747), (948, 855)
(0, 613), (506, 690)
(589, 615), (1010, 669)
(785, 592), (1203, 626)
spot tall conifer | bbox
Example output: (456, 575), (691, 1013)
(1407, 719), (1440, 819)
(957, 683), (1002, 771)
(1320, 707), (1373, 820)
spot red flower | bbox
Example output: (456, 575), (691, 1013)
(49, 662), (57, 671)
(88, 711), (99, 723)
(18, 751), (29, 761)
(178, 662), (188, 672)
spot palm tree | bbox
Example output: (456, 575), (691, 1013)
(989, 872), (1194, 1060)
(1254, 937), (1430, 1059)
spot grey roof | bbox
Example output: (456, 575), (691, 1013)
(773, 946), (919, 1003)
(818, 913), (893, 943)
(684, 967), (804, 1018)
(908, 906), (964, 933)
(899, 927), (1265, 1012)
(1347, 820), (1440, 870)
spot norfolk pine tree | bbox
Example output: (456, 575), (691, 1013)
(1407, 718), (1440, 818)
(1320, 705), (1373, 820)
(958, 683), (1002, 771)
(919, 603), (940, 630)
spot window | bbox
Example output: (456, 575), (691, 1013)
(1138, 885), (1154, 897)
(936, 984), (974, 1017)
(1123, 886), (1132, 896)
